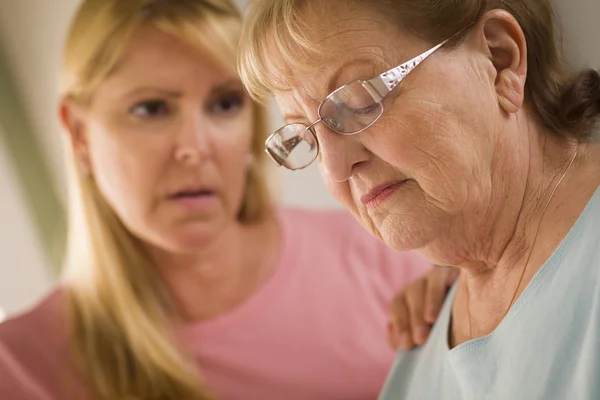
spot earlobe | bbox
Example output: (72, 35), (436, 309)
(479, 10), (528, 114)
(59, 97), (92, 174)
(497, 72), (525, 113)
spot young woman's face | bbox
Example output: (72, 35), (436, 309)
(68, 27), (255, 252)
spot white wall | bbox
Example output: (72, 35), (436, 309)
(0, 132), (52, 316)
(0, 0), (78, 318)
(552, 0), (600, 67)
(0, 0), (79, 199)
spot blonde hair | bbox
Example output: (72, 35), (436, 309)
(239, 0), (600, 140)
(60, 0), (273, 398)
(238, 0), (322, 102)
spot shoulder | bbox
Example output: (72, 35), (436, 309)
(380, 287), (459, 399)
(277, 206), (431, 281)
(561, 187), (600, 267)
(580, 188), (600, 247)
(277, 206), (359, 229)
(277, 206), (378, 245)
(0, 290), (69, 394)
(277, 206), (383, 255)
(0, 289), (66, 345)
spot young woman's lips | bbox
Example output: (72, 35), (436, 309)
(169, 189), (216, 209)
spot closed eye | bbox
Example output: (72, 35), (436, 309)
(349, 102), (380, 115)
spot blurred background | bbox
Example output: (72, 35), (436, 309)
(0, 0), (598, 320)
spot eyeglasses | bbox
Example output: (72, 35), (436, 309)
(265, 38), (451, 170)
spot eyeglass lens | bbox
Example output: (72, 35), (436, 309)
(267, 80), (382, 169)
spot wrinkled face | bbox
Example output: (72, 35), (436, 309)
(273, 6), (507, 252)
(69, 27), (254, 253)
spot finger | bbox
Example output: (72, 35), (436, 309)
(424, 267), (452, 324)
(387, 321), (412, 350)
(387, 322), (397, 349)
(388, 296), (416, 350)
(403, 279), (430, 345)
(397, 330), (415, 350)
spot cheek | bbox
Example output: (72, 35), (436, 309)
(212, 111), (253, 165)
(375, 58), (496, 181)
(213, 136), (250, 181)
(320, 167), (383, 239)
(211, 117), (254, 199)
(372, 102), (485, 211)
(87, 121), (166, 217)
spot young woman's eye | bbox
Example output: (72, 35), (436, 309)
(210, 93), (244, 115)
(129, 100), (169, 118)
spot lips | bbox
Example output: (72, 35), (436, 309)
(167, 186), (215, 200)
(168, 187), (214, 200)
(167, 186), (217, 210)
(360, 180), (406, 206)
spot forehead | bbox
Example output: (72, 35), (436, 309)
(272, 3), (423, 119)
(102, 27), (236, 95)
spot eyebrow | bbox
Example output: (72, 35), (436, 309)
(210, 79), (245, 94)
(326, 57), (382, 93)
(281, 113), (310, 125)
(122, 87), (181, 99)
(281, 58), (382, 124)
(122, 79), (243, 99)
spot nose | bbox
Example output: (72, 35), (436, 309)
(174, 111), (211, 165)
(315, 125), (369, 182)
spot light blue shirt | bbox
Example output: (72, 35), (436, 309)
(380, 187), (600, 400)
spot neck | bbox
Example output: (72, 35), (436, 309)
(440, 123), (600, 346)
(148, 214), (280, 323)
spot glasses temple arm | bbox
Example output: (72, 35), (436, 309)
(363, 39), (449, 102)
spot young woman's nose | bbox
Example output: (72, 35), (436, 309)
(174, 111), (211, 165)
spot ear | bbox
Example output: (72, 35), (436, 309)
(59, 96), (92, 175)
(476, 10), (528, 114)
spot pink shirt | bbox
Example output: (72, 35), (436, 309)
(0, 208), (430, 399)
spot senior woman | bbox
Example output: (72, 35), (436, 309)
(239, 0), (600, 398)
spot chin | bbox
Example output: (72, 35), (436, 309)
(163, 237), (212, 254)
(169, 223), (228, 252)
(378, 216), (433, 252)
(144, 215), (229, 254)
(364, 194), (439, 252)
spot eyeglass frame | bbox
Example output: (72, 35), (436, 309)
(265, 37), (451, 170)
